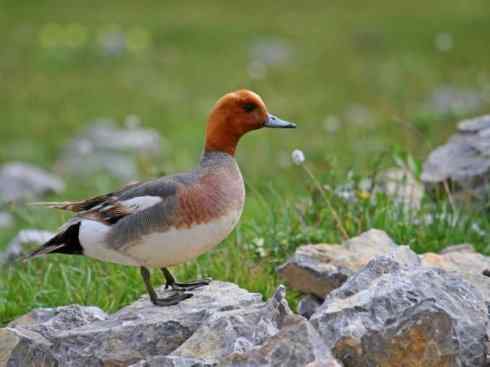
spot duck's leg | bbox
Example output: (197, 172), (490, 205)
(140, 267), (192, 306)
(161, 268), (212, 291)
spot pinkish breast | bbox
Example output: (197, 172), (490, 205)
(176, 158), (245, 228)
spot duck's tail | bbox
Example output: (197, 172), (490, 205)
(21, 222), (83, 262)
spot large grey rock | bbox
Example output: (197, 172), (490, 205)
(0, 162), (64, 204)
(277, 229), (397, 298)
(56, 119), (161, 180)
(421, 114), (490, 205)
(171, 285), (340, 366)
(1, 282), (340, 366)
(1, 282), (261, 366)
(0, 229), (54, 265)
(310, 248), (488, 367)
(0, 305), (108, 366)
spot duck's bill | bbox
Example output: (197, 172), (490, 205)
(264, 114), (296, 128)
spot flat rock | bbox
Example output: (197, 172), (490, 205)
(310, 248), (488, 367)
(1, 282), (340, 366)
(56, 119), (161, 180)
(421, 114), (490, 206)
(1, 282), (261, 366)
(0, 162), (64, 204)
(277, 229), (397, 298)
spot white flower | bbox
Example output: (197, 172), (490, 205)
(291, 149), (305, 165)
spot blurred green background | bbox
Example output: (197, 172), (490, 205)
(1, 0), (490, 323)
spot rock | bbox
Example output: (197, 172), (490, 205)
(222, 315), (342, 367)
(1, 282), (261, 366)
(277, 229), (397, 298)
(0, 211), (14, 229)
(426, 86), (483, 116)
(0, 162), (64, 204)
(421, 114), (490, 206)
(1, 305), (108, 367)
(372, 168), (424, 210)
(298, 294), (323, 319)
(0, 229), (54, 264)
(1, 282), (343, 367)
(439, 243), (476, 254)
(171, 285), (292, 362)
(421, 245), (490, 302)
(130, 356), (216, 367)
(249, 38), (293, 67)
(422, 245), (490, 276)
(8, 304), (108, 331)
(310, 249), (488, 367)
(56, 119), (161, 180)
(248, 38), (293, 80)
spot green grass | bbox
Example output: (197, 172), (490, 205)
(1, 0), (490, 324)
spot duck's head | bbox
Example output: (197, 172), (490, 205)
(205, 89), (296, 155)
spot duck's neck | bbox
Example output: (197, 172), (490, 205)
(200, 150), (236, 167)
(204, 112), (242, 156)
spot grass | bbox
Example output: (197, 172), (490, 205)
(1, 0), (490, 324)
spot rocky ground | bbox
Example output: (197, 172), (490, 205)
(2, 229), (490, 366)
(2, 115), (490, 365)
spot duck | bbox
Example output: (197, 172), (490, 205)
(26, 89), (296, 306)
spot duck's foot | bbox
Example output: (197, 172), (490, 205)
(140, 266), (193, 307)
(151, 292), (193, 307)
(161, 267), (212, 291)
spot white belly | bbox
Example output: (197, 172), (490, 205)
(123, 208), (242, 267)
(80, 209), (241, 267)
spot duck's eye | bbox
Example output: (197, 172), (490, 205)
(242, 102), (257, 112)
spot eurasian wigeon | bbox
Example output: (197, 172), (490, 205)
(27, 90), (296, 306)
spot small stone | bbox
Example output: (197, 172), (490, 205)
(426, 86), (482, 116)
(0, 162), (64, 204)
(56, 119), (161, 180)
(0, 229), (55, 264)
(249, 38), (293, 67)
(0, 211), (14, 229)
(373, 167), (424, 210)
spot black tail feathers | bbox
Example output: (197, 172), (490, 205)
(22, 222), (83, 262)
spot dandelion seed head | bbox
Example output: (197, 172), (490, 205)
(291, 149), (305, 165)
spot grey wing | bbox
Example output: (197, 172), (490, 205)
(34, 172), (197, 226)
